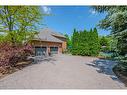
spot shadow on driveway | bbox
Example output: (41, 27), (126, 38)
(86, 58), (123, 83)
(33, 57), (57, 65)
(41, 57), (57, 65)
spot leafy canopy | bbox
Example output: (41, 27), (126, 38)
(0, 6), (44, 44)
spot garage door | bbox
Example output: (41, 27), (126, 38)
(35, 47), (47, 56)
(50, 47), (58, 54)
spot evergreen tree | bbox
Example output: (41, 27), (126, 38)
(81, 30), (89, 56)
(64, 34), (72, 49)
(71, 28), (100, 56)
(100, 36), (109, 46)
(72, 28), (79, 55)
(93, 6), (127, 55)
(100, 36), (110, 52)
(92, 28), (100, 56)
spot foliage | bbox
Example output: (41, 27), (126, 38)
(114, 59), (127, 76)
(63, 34), (72, 54)
(99, 52), (113, 59)
(100, 36), (109, 46)
(64, 34), (72, 49)
(0, 6), (43, 44)
(0, 34), (5, 42)
(93, 6), (127, 76)
(93, 6), (127, 55)
(99, 36), (111, 52)
(71, 28), (100, 56)
(0, 42), (33, 67)
(0, 6), (44, 71)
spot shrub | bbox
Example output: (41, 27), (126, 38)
(113, 55), (127, 77)
(0, 42), (33, 67)
(113, 62), (127, 76)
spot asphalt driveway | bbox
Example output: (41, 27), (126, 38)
(0, 54), (125, 89)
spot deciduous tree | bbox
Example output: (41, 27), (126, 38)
(0, 6), (43, 44)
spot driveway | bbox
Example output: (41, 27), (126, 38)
(0, 54), (125, 89)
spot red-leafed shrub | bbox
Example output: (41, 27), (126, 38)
(0, 42), (33, 67)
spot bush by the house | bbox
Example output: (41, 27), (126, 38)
(0, 42), (33, 67)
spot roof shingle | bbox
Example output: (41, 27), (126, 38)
(34, 28), (66, 43)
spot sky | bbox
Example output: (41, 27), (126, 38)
(41, 6), (110, 37)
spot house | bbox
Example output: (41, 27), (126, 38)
(30, 28), (67, 56)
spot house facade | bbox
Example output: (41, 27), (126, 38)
(30, 28), (67, 56)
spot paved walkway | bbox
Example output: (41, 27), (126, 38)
(0, 54), (125, 89)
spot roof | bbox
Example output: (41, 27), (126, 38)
(34, 28), (66, 43)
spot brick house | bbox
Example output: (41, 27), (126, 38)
(30, 28), (67, 56)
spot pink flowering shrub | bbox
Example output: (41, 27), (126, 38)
(0, 42), (33, 67)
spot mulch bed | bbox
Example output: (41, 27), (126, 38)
(0, 61), (32, 79)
